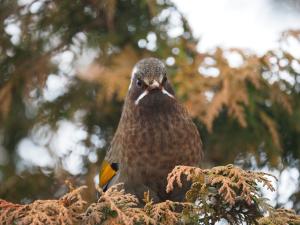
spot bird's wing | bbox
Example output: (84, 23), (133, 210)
(99, 160), (118, 190)
(99, 127), (123, 190)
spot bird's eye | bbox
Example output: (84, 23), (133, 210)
(162, 76), (167, 84)
(136, 79), (142, 87)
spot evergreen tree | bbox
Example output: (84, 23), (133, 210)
(0, 0), (299, 216)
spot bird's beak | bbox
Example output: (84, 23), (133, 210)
(148, 80), (160, 90)
(134, 79), (174, 105)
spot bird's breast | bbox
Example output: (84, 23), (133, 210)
(120, 104), (201, 181)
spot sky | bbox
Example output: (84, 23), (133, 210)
(12, 0), (300, 208)
(172, 0), (300, 55)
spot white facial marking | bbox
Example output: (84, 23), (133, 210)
(162, 88), (174, 99)
(129, 65), (138, 90)
(135, 90), (149, 105)
(159, 75), (164, 83)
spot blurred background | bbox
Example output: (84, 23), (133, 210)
(0, 0), (300, 212)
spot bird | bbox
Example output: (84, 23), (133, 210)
(99, 57), (202, 202)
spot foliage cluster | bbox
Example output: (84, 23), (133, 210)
(1, 165), (299, 225)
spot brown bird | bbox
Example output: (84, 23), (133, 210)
(99, 57), (202, 202)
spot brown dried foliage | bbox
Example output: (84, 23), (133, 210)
(82, 184), (186, 225)
(167, 164), (277, 224)
(0, 165), (299, 225)
(257, 208), (300, 225)
(143, 191), (188, 225)
(83, 183), (152, 225)
(167, 164), (275, 205)
(0, 186), (87, 225)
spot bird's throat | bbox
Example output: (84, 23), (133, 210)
(134, 88), (174, 106)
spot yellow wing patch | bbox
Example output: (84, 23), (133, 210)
(99, 160), (117, 188)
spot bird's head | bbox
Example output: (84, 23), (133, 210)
(128, 58), (175, 106)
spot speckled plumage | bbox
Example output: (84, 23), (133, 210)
(104, 58), (202, 202)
